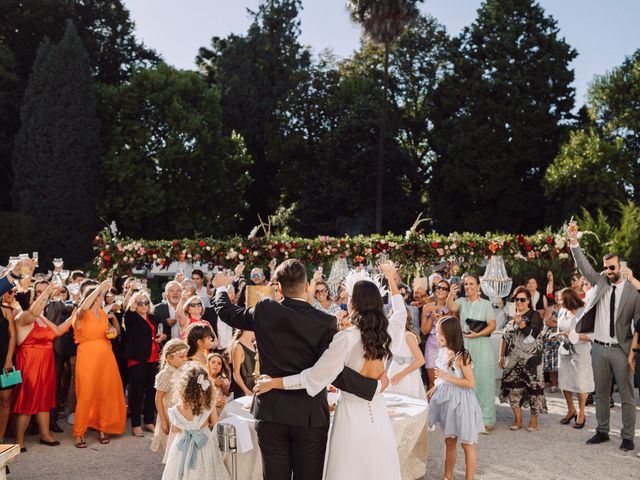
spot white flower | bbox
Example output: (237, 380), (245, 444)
(559, 253), (569, 259)
(206, 246), (211, 251)
(152, 254), (158, 259)
(109, 221), (118, 237)
(248, 226), (259, 239)
(555, 237), (565, 250)
(253, 251), (259, 256)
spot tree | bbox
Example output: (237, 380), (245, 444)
(430, 0), (576, 233)
(544, 128), (630, 220)
(0, 42), (19, 210)
(342, 14), (452, 209)
(197, 0), (310, 229)
(347, 0), (422, 233)
(12, 21), (101, 267)
(274, 54), (420, 235)
(99, 64), (252, 240)
(544, 49), (640, 221)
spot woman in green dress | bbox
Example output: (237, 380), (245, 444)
(447, 273), (497, 431)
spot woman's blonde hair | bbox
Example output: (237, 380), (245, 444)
(128, 290), (153, 312)
(183, 295), (204, 316)
(159, 339), (188, 370)
(177, 364), (212, 416)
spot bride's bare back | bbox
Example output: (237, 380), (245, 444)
(359, 359), (384, 379)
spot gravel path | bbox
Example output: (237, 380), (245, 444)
(8, 388), (640, 479)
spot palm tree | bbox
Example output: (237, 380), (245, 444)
(347, 0), (421, 233)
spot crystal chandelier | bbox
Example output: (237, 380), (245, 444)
(480, 256), (513, 306)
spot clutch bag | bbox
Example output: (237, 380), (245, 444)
(465, 318), (490, 336)
(0, 367), (22, 388)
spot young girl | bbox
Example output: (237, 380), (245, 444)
(387, 313), (426, 399)
(162, 364), (229, 480)
(185, 324), (214, 368)
(207, 353), (230, 416)
(151, 339), (189, 462)
(428, 316), (484, 480)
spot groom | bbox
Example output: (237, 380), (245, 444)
(214, 259), (383, 480)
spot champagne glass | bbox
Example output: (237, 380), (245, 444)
(19, 254), (33, 277)
(32, 251), (39, 266)
(60, 270), (70, 282)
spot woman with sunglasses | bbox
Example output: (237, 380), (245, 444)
(176, 291), (220, 346)
(73, 281), (126, 448)
(123, 291), (168, 437)
(0, 288), (17, 440)
(421, 280), (451, 390)
(499, 286), (547, 432)
(308, 271), (342, 315)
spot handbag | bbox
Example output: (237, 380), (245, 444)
(0, 367), (22, 388)
(465, 318), (490, 336)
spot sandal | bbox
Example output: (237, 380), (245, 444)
(132, 427), (145, 437)
(75, 437), (87, 448)
(99, 432), (110, 444)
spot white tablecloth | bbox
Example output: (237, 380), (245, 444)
(219, 391), (429, 480)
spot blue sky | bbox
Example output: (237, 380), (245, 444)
(123, 0), (640, 107)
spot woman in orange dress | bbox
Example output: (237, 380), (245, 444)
(73, 280), (126, 448)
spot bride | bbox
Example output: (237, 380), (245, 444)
(255, 262), (406, 480)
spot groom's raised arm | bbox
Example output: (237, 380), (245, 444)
(214, 286), (255, 331)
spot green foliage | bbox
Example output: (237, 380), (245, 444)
(429, 0), (577, 233)
(98, 63), (252, 240)
(544, 128), (630, 220)
(347, 0), (422, 46)
(12, 22), (101, 267)
(0, 43), (18, 210)
(197, 0), (311, 227)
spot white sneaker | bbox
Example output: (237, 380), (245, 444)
(67, 413), (75, 425)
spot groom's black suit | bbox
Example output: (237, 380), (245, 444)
(214, 289), (377, 480)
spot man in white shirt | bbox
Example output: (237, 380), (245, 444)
(569, 225), (640, 452)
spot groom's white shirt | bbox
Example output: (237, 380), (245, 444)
(283, 294), (407, 396)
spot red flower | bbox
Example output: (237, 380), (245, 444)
(517, 234), (525, 245)
(505, 241), (511, 248)
(431, 241), (439, 249)
(525, 244), (533, 251)
(103, 255), (111, 262)
(218, 252), (224, 257)
(198, 240), (206, 248)
(339, 239), (345, 245)
(469, 242), (475, 248)
(372, 248), (379, 254)
(546, 236), (554, 245)
(291, 241), (298, 248)
(172, 240), (179, 247)
(241, 248), (248, 255)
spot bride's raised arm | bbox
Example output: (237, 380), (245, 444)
(379, 263), (407, 355)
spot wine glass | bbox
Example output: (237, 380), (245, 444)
(60, 270), (70, 282)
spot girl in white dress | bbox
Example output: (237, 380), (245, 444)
(151, 339), (189, 462)
(255, 262), (406, 480)
(162, 364), (229, 480)
(387, 313), (426, 399)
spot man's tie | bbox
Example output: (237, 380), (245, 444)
(609, 285), (616, 338)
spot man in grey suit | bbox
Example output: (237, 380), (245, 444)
(569, 225), (640, 451)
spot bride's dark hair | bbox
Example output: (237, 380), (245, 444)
(350, 280), (392, 360)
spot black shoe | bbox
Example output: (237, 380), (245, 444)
(620, 439), (635, 451)
(20, 447), (27, 453)
(50, 422), (63, 433)
(560, 413), (577, 425)
(39, 439), (60, 447)
(586, 393), (594, 406)
(586, 432), (610, 444)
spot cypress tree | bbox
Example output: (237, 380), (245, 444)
(13, 20), (100, 267)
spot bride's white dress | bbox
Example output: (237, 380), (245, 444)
(283, 293), (407, 480)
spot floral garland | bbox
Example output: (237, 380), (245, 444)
(92, 226), (579, 278)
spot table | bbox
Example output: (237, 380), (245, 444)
(0, 445), (19, 480)
(219, 391), (429, 480)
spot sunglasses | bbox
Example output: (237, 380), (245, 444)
(435, 285), (450, 292)
(137, 300), (150, 306)
(316, 289), (328, 294)
(188, 302), (203, 308)
(514, 297), (528, 303)
(604, 265), (616, 271)
(250, 274), (263, 278)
